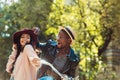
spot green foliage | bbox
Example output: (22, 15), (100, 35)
(0, 2), (18, 79)
(47, 0), (118, 80)
(95, 65), (118, 80)
(100, 0), (120, 49)
(0, 0), (53, 79)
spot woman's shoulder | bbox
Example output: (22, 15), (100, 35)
(23, 44), (35, 54)
(24, 44), (33, 50)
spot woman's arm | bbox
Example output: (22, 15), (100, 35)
(6, 45), (17, 73)
(23, 44), (41, 69)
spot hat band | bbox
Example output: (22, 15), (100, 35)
(65, 27), (75, 40)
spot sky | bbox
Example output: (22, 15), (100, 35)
(0, 0), (18, 5)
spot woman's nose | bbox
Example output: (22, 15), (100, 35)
(24, 38), (29, 42)
(24, 37), (27, 40)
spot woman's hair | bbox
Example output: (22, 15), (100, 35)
(10, 34), (37, 73)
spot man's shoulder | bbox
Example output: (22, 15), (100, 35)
(69, 48), (80, 62)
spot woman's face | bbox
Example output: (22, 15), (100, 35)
(20, 34), (31, 47)
(57, 30), (71, 49)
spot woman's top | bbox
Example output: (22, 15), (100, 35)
(6, 44), (41, 80)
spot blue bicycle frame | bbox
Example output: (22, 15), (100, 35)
(38, 76), (54, 80)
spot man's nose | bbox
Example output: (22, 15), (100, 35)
(56, 36), (59, 40)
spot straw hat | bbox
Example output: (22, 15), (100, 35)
(59, 26), (75, 40)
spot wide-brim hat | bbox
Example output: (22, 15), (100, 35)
(59, 26), (75, 40)
(13, 28), (37, 44)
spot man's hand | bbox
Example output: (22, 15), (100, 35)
(32, 27), (40, 36)
(61, 74), (68, 80)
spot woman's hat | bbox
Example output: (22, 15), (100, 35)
(13, 28), (37, 44)
(59, 26), (75, 40)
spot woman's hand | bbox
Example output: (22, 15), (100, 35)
(12, 44), (17, 50)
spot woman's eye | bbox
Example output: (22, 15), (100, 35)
(21, 37), (25, 38)
(27, 38), (30, 39)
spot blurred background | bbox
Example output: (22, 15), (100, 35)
(0, 0), (120, 80)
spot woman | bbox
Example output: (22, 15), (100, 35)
(6, 28), (41, 80)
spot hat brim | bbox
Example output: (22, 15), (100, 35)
(13, 29), (37, 44)
(59, 26), (75, 40)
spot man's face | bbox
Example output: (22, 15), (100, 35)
(57, 30), (71, 49)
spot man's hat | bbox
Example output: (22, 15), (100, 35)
(59, 26), (75, 40)
(13, 28), (37, 44)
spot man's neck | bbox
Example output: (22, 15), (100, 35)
(58, 46), (70, 54)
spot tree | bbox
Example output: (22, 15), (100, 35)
(1, 0), (119, 79)
(46, 0), (115, 79)
(0, 0), (53, 79)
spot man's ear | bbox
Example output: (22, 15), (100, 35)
(68, 38), (72, 44)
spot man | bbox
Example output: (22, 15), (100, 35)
(35, 26), (80, 80)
